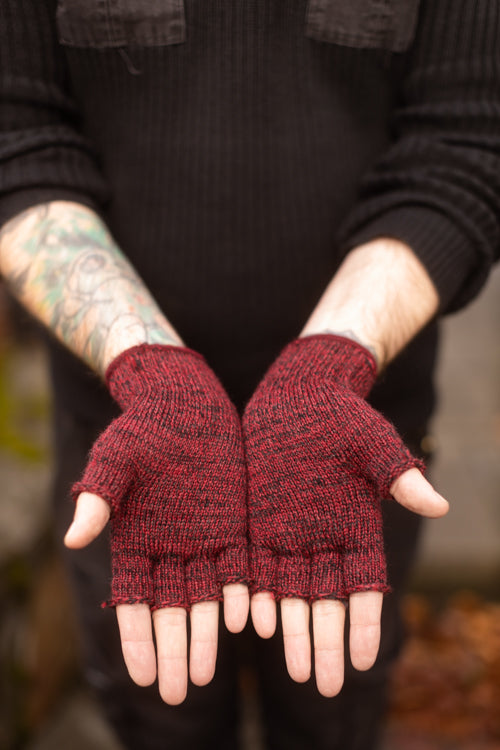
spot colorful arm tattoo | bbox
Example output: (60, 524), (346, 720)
(0, 202), (182, 374)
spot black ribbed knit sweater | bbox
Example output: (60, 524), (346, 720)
(1, 0), (500, 416)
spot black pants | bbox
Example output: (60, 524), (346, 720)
(51, 394), (424, 750)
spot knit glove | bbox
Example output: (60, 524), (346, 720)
(72, 344), (248, 610)
(243, 334), (424, 602)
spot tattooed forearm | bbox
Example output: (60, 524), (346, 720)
(0, 202), (182, 374)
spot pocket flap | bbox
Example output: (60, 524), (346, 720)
(306, 0), (421, 53)
(57, 0), (186, 48)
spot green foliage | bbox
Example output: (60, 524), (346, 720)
(0, 349), (50, 463)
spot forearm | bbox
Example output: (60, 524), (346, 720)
(300, 238), (439, 371)
(0, 202), (183, 375)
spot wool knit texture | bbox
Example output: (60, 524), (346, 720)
(243, 334), (424, 601)
(72, 344), (248, 609)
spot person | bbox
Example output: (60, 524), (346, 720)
(0, 0), (499, 748)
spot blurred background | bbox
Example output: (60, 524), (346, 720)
(1, 266), (499, 750)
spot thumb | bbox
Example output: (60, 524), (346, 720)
(64, 492), (111, 548)
(390, 467), (449, 518)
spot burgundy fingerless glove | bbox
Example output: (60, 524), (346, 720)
(73, 344), (248, 610)
(243, 334), (424, 602)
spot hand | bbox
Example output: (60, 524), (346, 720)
(65, 343), (250, 704)
(243, 335), (448, 696)
(65, 493), (249, 704)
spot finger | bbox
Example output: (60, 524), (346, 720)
(189, 601), (219, 686)
(281, 598), (311, 683)
(223, 583), (249, 633)
(349, 591), (383, 671)
(116, 603), (156, 687)
(153, 607), (188, 705)
(64, 492), (110, 548)
(251, 591), (277, 638)
(312, 599), (345, 697)
(390, 467), (449, 518)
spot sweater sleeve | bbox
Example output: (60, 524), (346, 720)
(338, 0), (500, 313)
(0, 0), (109, 229)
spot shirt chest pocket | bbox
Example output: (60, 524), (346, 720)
(56, 0), (186, 47)
(305, 0), (421, 52)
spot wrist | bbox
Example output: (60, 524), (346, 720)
(299, 239), (439, 372)
(299, 329), (380, 371)
(262, 335), (377, 399)
(105, 343), (206, 407)
(102, 328), (184, 373)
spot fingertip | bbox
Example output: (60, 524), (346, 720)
(349, 591), (382, 672)
(288, 663), (311, 684)
(316, 671), (344, 698)
(281, 598), (311, 683)
(223, 583), (249, 633)
(318, 683), (343, 698)
(390, 467), (450, 518)
(154, 607), (188, 705)
(316, 675), (344, 698)
(128, 660), (157, 688)
(251, 592), (277, 638)
(116, 603), (157, 687)
(312, 599), (345, 697)
(64, 492), (110, 548)
(349, 635), (379, 671)
(425, 491), (450, 518)
(159, 680), (188, 706)
(63, 522), (79, 548)
(64, 520), (91, 549)
(189, 600), (218, 686)
(189, 667), (215, 688)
